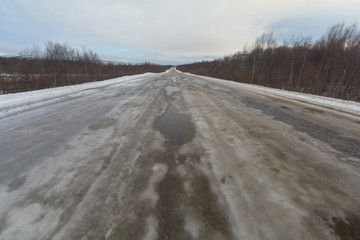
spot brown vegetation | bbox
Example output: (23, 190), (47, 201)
(0, 42), (170, 94)
(178, 23), (360, 101)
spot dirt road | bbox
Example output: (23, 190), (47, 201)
(0, 69), (360, 239)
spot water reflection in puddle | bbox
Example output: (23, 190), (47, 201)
(155, 103), (195, 146)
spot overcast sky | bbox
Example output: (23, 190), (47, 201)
(1, 0), (359, 64)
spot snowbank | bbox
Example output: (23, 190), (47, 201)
(0, 72), (156, 109)
(177, 70), (360, 114)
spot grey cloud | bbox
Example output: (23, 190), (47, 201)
(2, 0), (360, 63)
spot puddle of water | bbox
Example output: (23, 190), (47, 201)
(155, 103), (195, 146)
(331, 216), (360, 240)
(150, 88), (233, 238)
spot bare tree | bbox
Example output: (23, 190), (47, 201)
(178, 23), (360, 101)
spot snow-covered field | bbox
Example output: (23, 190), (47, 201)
(0, 69), (359, 240)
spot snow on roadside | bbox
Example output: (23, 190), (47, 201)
(0, 72), (157, 110)
(0, 73), (155, 108)
(178, 70), (360, 114)
(234, 83), (360, 113)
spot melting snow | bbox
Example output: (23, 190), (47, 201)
(165, 86), (180, 96)
(141, 163), (168, 208)
(177, 70), (360, 114)
(0, 72), (157, 117)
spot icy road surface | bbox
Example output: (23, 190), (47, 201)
(1, 69), (360, 240)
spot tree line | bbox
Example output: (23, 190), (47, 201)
(178, 23), (360, 101)
(0, 42), (170, 94)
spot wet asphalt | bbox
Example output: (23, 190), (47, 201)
(0, 70), (360, 240)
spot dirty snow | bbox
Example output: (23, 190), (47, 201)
(178, 70), (360, 114)
(0, 203), (60, 239)
(0, 72), (157, 118)
(141, 163), (168, 208)
(165, 86), (180, 96)
(184, 215), (201, 238)
(142, 215), (159, 240)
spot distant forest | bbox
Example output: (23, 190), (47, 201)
(1, 23), (359, 100)
(178, 23), (360, 101)
(0, 42), (170, 94)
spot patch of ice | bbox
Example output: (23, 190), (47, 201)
(0, 203), (60, 240)
(105, 223), (117, 239)
(183, 181), (192, 194)
(142, 215), (159, 240)
(267, 189), (308, 217)
(141, 163), (168, 208)
(0, 184), (11, 212)
(165, 86), (180, 96)
(0, 73), (12, 77)
(184, 215), (201, 238)
(164, 68), (172, 73)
